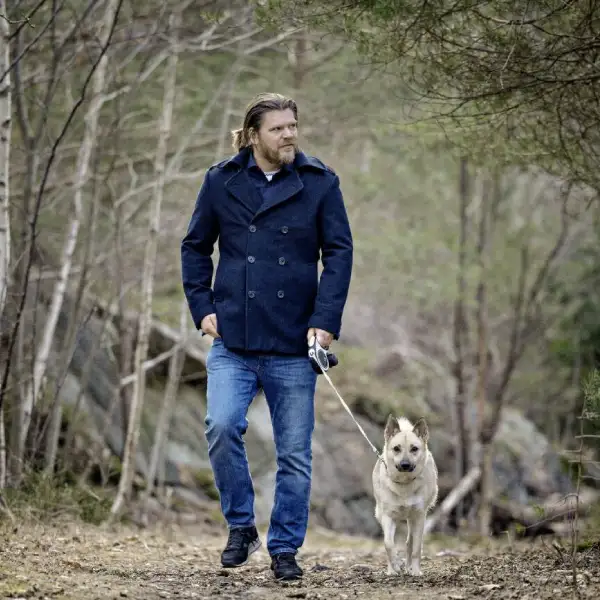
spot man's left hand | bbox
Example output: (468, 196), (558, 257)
(307, 327), (333, 349)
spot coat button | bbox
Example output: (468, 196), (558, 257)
(281, 226), (288, 234)
(249, 224), (256, 232)
(248, 290), (255, 298)
(247, 255), (255, 263)
(278, 257), (286, 265)
(277, 290), (285, 298)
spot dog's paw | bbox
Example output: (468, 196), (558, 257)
(405, 562), (422, 577)
(386, 559), (404, 575)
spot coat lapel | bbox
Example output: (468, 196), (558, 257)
(224, 169), (263, 215)
(253, 169), (304, 218)
(221, 148), (322, 219)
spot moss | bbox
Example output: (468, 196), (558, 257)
(191, 468), (220, 501)
(0, 581), (36, 598)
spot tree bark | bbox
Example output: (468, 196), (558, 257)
(0, 1), (12, 489)
(476, 175), (492, 536)
(452, 155), (470, 524)
(140, 298), (187, 520)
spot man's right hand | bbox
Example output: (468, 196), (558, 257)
(200, 313), (220, 339)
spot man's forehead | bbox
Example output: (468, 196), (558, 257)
(262, 109), (297, 129)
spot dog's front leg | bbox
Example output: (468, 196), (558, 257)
(381, 514), (401, 575)
(406, 513), (425, 576)
(406, 519), (413, 567)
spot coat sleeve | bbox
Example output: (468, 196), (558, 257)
(181, 170), (220, 330)
(308, 174), (353, 340)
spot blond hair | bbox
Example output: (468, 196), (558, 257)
(231, 92), (298, 152)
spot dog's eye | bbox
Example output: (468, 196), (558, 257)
(410, 446), (419, 453)
(393, 445), (401, 453)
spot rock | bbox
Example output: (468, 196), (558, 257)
(54, 302), (583, 538)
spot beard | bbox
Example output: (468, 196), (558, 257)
(260, 140), (297, 167)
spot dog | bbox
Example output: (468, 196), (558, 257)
(372, 414), (438, 576)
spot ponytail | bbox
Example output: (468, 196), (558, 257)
(231, 128), (250, 152)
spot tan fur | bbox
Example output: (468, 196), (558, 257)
(372, 415), (438, 576)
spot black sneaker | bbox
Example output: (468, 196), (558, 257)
(220, 526), (261, 567)
(271, 552), (303, 581)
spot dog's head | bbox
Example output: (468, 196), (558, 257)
(383, 415), (429, 479)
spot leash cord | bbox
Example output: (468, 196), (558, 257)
(310, 337), (385, 465)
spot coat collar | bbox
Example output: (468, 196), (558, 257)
(222, 147), (327, 218)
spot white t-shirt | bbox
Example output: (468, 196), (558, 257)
(264, 170), (279, 182)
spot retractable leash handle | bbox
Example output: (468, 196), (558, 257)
(307, 335), (338, 374)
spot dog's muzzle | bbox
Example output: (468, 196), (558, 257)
(397, 461), (415, 472)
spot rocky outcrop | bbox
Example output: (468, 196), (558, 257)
(56, 305), (593, 537)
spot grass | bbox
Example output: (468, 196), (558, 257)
(1, 470), (114, 526)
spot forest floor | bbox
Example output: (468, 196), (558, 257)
(0, 514), (598, 600)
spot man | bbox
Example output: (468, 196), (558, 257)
(181, 93), (353, 581)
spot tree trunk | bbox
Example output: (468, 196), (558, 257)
(475, 176), (492, 536)
(0, 1), (12, 489)
(44, 174), (105, 474)
(290, 31), (308, 90)
(453, 155), (470, 525)
(140, 298), (187, 520)
(0, 0), (11, 322)
(110, 14), (180, 519)
(478, 438), (494, 536)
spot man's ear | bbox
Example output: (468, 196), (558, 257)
(249, 128), (258, 146)
(384, 414), (400, 441)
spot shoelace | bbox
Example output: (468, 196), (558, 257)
(273, 553), (295, 566)
(227, 529), (250, 550)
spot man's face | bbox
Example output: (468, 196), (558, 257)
(251, 109), (298, 168)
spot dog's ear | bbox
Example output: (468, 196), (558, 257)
(384, 414), (400, 440)
(413, 417), (429, 444)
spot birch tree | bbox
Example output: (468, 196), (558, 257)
(139, 299), (187, 519)
(0, 3), (11, 489)
(10, 0), (123, 484)
(110, 11), (181, 519)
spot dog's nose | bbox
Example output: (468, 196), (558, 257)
(398, 461), (414, 472)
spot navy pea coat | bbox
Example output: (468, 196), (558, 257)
(180, 146), (353, 356)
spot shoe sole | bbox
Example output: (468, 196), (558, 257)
(221, 538), (262, 568)
(274, 573), (303, 581)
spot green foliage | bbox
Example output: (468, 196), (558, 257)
(583, 370), (600, 423)
(257, 0), (600, 190)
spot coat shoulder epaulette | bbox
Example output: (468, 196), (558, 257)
(208, 157), (232, 171)
(304, 154), (336, 175)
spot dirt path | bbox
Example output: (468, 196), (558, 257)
(0, 519), (598, 599)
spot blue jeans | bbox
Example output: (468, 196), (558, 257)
(205, 338), (317, 556)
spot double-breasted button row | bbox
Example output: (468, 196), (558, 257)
(247, 290), (285, 299)
(246, 255), (285, 265)
(248, 224), (288, 234)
